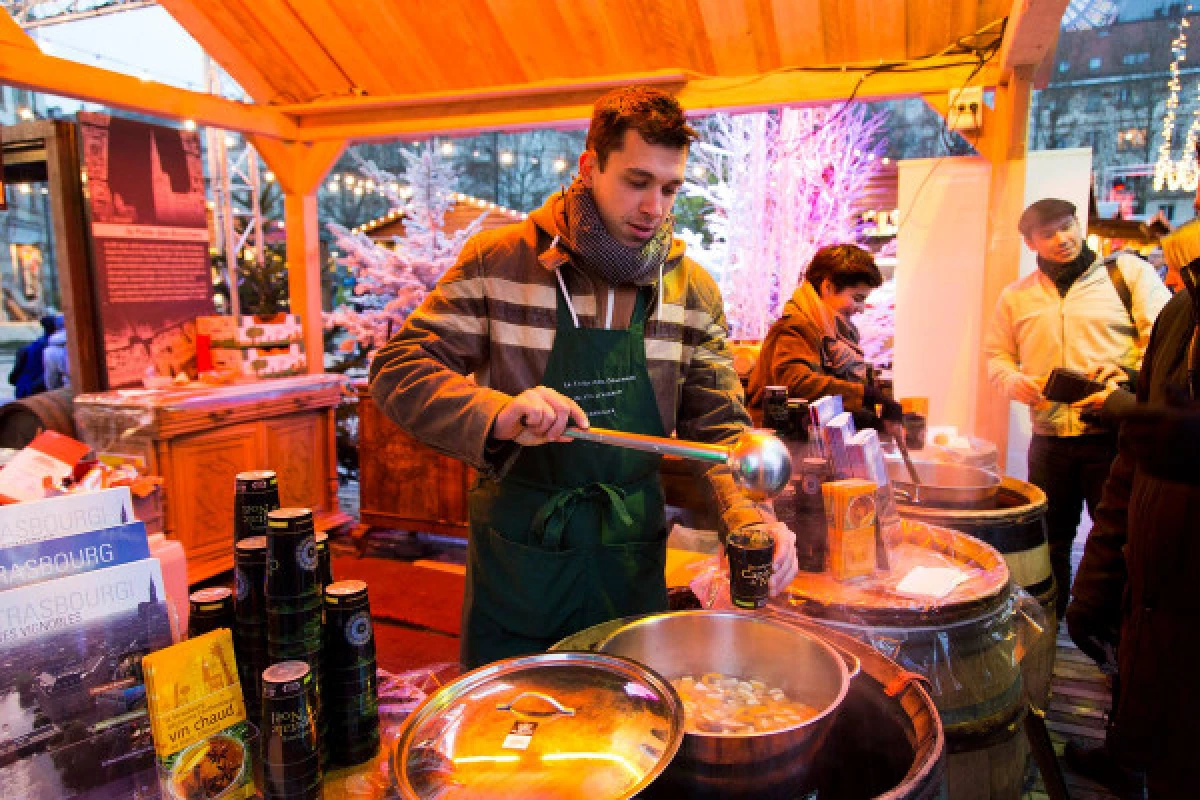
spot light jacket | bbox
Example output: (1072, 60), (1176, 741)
(368, 192), (767, 537)
(985, 253), (1170, 436)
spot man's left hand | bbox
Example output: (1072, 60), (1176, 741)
(765, 520), (798, 596)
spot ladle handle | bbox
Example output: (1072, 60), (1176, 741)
(563, 427), (730, 464)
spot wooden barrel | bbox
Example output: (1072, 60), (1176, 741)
(785, 520), (1027, 800)
(0, 388), (77, 449)
(895, 477), (1057, 710)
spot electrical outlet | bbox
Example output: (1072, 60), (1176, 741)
(947, 87), (984, 131)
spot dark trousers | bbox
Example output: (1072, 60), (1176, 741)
(1027, 432), (1119, 617)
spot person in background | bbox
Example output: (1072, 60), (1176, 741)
(370, 86), (798, 669)
(7, 314), (56, 399)
(43, 314), (69, 390)
(1066, 217), (1200, 798)
(984, 198), (1169, 620)
(747, 244), (899, 429)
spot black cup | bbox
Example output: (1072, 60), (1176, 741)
(323, 581), (375, 668)
(235, 536), (268, 622)
(903, 412), (927, 451)
(266, 509), (319, 598)
(235, 470), (280, 542)
(727, 528), (774, 610)
(315, 532), (333, 590)
(188, 587), (235, 638)
(261, 661), (319, 765)
(267, 607), (323, 641)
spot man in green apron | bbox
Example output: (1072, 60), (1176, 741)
(370, 86), (798, 669)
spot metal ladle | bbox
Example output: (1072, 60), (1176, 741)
(562, 427), (793, 501)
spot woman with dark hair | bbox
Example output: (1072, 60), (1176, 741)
(748, 244), (895, 427)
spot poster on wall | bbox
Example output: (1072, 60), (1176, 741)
(10, 243), (43, 306)
(77, 113), (214, 388)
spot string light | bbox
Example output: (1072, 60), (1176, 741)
(17, 107), (34, 121)
(182, 119), (197, 131)
(498, 151), (515, 166)
(1155, 4), (1199, 192)
(440, 142), (456, 156)
(553, 157), (568, 173)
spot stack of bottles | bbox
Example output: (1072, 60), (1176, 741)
(234, 535), (270, 722)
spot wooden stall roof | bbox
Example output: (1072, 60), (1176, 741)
(0, 0), (1068, 143)
(355, 192), (527, 240)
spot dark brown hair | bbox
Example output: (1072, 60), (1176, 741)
(805, 244), (883, 292)
(585, 86), (698, 169)
(1019, 197), (1076, 237)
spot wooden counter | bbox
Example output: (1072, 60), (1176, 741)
(74, 375), (349, 583)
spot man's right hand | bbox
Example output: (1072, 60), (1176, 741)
(1012, 374), (1045, 406)
(492, 386), (590, 446)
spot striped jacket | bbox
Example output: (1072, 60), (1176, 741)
(368, 195), (766, 536)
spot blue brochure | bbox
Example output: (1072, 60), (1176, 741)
(0, 520), (150, 591)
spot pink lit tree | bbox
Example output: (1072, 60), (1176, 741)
(325, 147), (488, 354)
(682, 105), (887, 341)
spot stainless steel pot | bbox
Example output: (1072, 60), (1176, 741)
(594, 610), (858, 794)
(886, 457), (1001, 506)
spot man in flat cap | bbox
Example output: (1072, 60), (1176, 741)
(985, 198), (1169, 621)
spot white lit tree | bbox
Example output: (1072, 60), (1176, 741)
(682, 105), (887, 341)
(325, 147), (488, 354)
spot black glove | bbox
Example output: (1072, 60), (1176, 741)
(1065, 603), (1119, 672)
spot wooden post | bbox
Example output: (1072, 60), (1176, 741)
(2, 121), (103, 393)
(249, 137), (345, 374)
(974, 67), (1034, 470)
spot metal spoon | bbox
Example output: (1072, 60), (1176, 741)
(893, 430), (925, 503)
(562, 427), (792, 501)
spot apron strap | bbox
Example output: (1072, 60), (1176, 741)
(531, 482), (634, 550)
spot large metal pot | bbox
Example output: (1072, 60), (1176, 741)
(595, 611), (858, 796)
(886, 457), (1001, 506)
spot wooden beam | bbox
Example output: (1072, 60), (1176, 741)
(288, 60), (999, 142)
(156, 0), (280, 104)
(0, 43), (298, 138)
(974, 65), (1034, 470)
(0, 8), (37, 50)
(999, 0), (1070, 74)
(247, 137), (345, 197)
(248, 137), (346, 372)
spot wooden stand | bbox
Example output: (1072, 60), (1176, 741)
(74, 375), (349, 583)
(356, 384), (473, 538)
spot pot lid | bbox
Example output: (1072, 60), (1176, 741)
(393, 652), (684, 800)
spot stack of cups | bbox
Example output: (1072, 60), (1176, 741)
(265, 508), (326, 763)
(234, 536), (270, 721)
(261, 661), (322, 800)
(234, 470), (281, 542)
(322, 580), (380, 765)
(188, 587), (235, 638)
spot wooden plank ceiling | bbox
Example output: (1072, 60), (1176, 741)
(160, 0), (1012, 107)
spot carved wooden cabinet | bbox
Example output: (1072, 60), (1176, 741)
(74, 375), (348, 583)
(356, 384), (473, 538)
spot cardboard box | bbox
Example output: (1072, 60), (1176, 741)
(210, 343), (307, 379)
(196, 314), (303, 349)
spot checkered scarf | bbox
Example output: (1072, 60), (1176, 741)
(562, 180), (674, 286)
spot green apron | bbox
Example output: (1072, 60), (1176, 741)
(461, 282), (669, 668)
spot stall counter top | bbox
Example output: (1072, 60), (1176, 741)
(73, 373), (346, 413)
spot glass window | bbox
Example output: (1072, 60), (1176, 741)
(1089, 57), (1103, 70)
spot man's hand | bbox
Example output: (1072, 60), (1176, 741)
(1012, 374), (1045, 406)
(1074, 365), (1126, 413)
(765, 520), (798, 596)
(492, 387), (589, 446)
